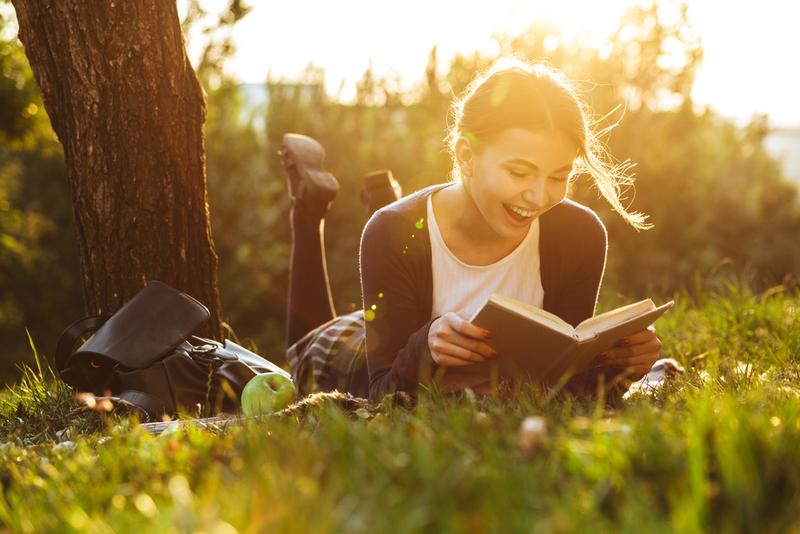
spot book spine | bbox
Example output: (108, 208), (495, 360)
(576, 332), (599, 344)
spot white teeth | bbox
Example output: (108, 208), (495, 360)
(507, 204), (536, 218)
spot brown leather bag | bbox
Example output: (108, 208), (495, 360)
(55, 281), (291, 421)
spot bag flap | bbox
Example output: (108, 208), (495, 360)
(71, 281), (210, 370)
(55, 315), (110, 373)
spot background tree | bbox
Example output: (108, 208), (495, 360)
(10, 0), (222, 335)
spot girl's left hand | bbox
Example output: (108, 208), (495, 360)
(597, 326), (662, 380)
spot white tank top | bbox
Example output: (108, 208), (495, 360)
(427, 194), (544, 319)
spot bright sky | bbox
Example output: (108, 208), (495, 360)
(184, 0), (800, 127)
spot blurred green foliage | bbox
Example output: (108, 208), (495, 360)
(1, 1), (798, 379)
(0, 9), (82, 381)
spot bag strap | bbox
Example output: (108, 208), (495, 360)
(55, 315), (110, 372)
(116, 390), (166, 422)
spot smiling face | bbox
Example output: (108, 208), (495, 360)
(457, 127), (578, 241)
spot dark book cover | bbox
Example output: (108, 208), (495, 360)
(466, 297), (674, 384)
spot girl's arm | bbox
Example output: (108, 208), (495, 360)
(544, 207), (630, 397)
(359, 209), (438, 401)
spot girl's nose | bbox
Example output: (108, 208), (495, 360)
(522, 184), (546, 207)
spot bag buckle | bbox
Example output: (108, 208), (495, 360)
(189, 336), (238, 362)
(193, 343), (218, 354)
(90, 357), (120, 371)
(186, 336), (239, 369)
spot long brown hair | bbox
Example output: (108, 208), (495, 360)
(446, 58), (650, 229)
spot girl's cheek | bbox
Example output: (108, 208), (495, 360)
(550, 183), (569, 204)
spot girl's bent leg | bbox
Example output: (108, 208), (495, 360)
(287, 209), (337, 347)
(282, 134), (339, 347)
(362, 169), (402, 216)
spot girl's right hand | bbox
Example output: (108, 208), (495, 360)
(428, 312), (497, 367)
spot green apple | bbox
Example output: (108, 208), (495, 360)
(241, 372), (297, 416)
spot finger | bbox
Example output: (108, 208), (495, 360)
(442, 342), (494, 363)
(601, 338), (662, 361)
(448, 313), (491, 340)
(432, 344), (489, 367)
(441, 331), (497, 359)
(602, 347), (661, 366)
(430, 338), (491, 363)
(434, 355), (479, 367)
(618, 329), (657, 346)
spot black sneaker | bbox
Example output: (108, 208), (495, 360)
(361, 169), (402, 214)
(280, 133), (339, 214)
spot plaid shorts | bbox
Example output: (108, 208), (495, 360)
(286, 310), (370, 398)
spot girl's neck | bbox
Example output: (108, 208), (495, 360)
(432, 181), (527, 265)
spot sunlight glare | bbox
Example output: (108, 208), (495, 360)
(180, 0), (800, 124)
(185, 0), (636, 101)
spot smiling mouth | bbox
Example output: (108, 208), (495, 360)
(503, 203), (538, 222)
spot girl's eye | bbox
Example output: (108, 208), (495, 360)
(508, 169), (528, 178)
(550, 175), (570, 183)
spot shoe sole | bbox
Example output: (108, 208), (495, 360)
(280, 134), (339, 204)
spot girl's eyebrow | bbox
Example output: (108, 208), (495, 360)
(505, 158), (573, 174)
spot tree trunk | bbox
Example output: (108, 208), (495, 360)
(11, 0), (222, 338)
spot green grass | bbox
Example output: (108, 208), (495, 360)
(1, 284), (800, 532)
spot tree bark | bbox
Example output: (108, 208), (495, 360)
(11, 0), (222, 338)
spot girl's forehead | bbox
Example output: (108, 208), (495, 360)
(484, 128), (577, 167)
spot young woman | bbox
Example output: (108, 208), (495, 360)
(283, 58), (662, 402)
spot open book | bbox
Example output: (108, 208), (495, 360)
(468, 294), (674, 384)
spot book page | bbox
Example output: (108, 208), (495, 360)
(481, 293), (575, 338)
(574, 299), (655, 340)
(556, 301), (674, 379)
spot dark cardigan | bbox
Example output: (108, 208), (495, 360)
(359, 183), (623, 401)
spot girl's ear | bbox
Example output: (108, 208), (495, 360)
(455, 135), (474, 178)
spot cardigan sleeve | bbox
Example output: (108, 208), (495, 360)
(359, 209), (438, 401)
(548, 206), (628, 398)
(545, 203), (608, 327)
